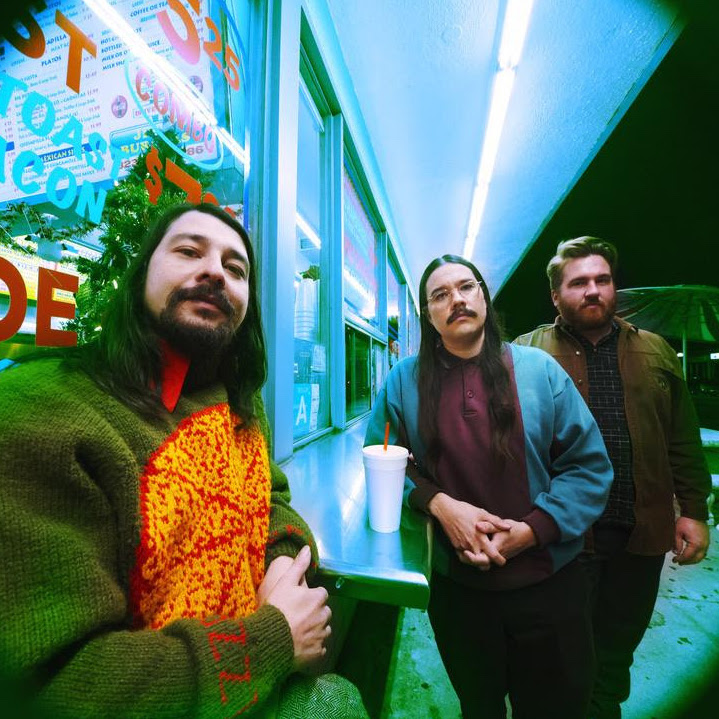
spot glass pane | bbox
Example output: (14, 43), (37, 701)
(293, 87), (329, 441)
(297, 85), (321, 232)
(345, 325), (371, 420)
(407, 301), (420, 356)
(0, 0), (249, 207)
(372, 339), (386, 403)
(387, 265), (402, 367)
(0, 0), (250, 353)
(342, 166), (378, 325)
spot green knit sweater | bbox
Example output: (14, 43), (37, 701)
(0, 357), (315, 718)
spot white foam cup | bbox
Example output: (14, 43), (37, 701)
(362, 444), (409, 533)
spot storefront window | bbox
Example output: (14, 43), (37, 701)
(1, 0), (250, 353)
(342, 164), (378, 326)
(293, 83), (329, 441)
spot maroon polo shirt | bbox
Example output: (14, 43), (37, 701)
(430, 345), (559, 590)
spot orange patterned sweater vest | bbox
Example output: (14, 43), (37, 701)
(129, 403), (272, 629)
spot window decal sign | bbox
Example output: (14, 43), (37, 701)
(0, 0), (248, 221)
(0, 0), (249, 347)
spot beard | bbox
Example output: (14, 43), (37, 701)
(560, 294), (616, 332)
(153, 283), (239, 358)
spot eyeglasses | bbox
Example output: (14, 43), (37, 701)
(427, 280), (482, 307)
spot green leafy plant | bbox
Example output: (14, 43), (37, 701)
(301, 264), (320, 281)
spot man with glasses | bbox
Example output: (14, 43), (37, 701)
(366, 254), (613, 719)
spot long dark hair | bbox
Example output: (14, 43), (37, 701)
(82, 203), (267, 426)
(417, 255), (515, 470)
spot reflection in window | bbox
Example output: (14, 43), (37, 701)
(293, 84), (329, 442)
(407, 302), (420, 356)
(373, 339), (386, 402)
(0, 0), (250, 209)
(345, 325), (385, 422)
(345, 325), (371, 420)
(342, 166), (379, 325)
(387, 264), (402, 367)
(0, 0), (252, 356)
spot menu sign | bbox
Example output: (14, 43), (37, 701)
(0, 0), (245, 223)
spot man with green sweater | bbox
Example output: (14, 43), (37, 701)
(0, 203), (366, 718)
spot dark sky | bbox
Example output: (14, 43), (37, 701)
(496, 2), (719, 341)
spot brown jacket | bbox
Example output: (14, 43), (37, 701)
(515, 316), (710, 555)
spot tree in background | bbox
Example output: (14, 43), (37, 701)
(0, 202), (94, 264)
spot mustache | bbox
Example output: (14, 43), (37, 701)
(166, 283), (234, 315)
(447, 307), (477, 325)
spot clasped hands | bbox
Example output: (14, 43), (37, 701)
(428, 493), (537, 570)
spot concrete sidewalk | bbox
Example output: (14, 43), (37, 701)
(380, 525), (719, 718)
(623, 528), (719, 719)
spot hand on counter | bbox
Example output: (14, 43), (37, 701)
(257, 553), (307, 605)
(262, 545), (332, 669)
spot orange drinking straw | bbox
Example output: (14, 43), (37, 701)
(383, 421), (390, 451)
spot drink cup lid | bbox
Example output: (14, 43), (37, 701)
(363, 444), (408, 459)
